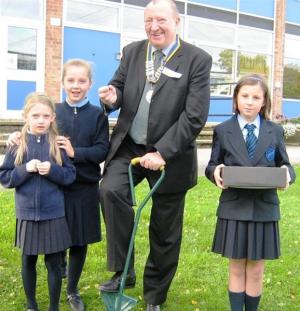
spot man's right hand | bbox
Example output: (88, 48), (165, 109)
(6, 131), (21, 147)
(98, 85), (117, 106)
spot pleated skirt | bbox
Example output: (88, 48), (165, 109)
(64, 182), (101, 246)
(212, 218), (280, 260)
(15, 217), (71, 255)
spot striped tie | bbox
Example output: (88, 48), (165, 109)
(245, 124), (257, 159)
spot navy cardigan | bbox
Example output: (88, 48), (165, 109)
(55, 101), (109, 183)
(0, 133), (76, 221)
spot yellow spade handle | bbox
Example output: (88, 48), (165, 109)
(131, 157), (165, 171)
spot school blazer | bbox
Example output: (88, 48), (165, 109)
(205, 115), (296, 222)
(103, 39), (212, 193)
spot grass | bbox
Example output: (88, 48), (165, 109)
(1, 168), (300, 310)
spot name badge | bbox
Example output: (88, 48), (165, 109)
(162, 67), (182, 79)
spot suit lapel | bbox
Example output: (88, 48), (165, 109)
(152, 44), (183, 96)
(252, 118), (273, 165)
(227, 116), (252, 165)
(137, 42), (147, 98)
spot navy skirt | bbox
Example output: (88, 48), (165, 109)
(15, 217), (71, 255)
(212, 218), (280, 260)
(64, 182), (101, 246)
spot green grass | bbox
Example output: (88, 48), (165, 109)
(1, 168), (300, 310)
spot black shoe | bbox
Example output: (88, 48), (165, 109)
(99, 270), (136, 293)
(146, 304), (160, 311)
(67, 293), (84, 311)
(26, 303), (38, 311)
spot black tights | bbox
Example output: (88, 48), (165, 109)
(22, 252), (62, 311)
(66, 245), (88, 295)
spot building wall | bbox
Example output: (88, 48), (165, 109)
(1, 0), (300, 122)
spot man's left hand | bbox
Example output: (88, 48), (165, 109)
(140, 152), (166, 171)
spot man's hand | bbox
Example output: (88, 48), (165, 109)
(26, 159), (41, 173)
(56, 136), (74, 158)
(36, 161), (51, 175)
(98, 85), (117, 106)
(139, 152), (166, 171)
(6, 131), (21, 147)
(213, 164), (227, 189)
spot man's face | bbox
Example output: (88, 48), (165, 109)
(144, 1), (179, 49)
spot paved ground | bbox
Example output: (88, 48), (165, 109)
(0, 146), (299, 178)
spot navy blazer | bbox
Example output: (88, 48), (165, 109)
(205, 115), (296, 222)
(103, 39), (212, 193)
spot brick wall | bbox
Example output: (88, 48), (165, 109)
(272, 0), (286, 119)
(44, 0), (64, 102)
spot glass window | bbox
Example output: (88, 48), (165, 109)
(123, 6), (145, 35)
(283, 58), (300, 100)
(237, 27), (273, 54)
(7, 26), (37, 71)
(0, 0), (43, 20)
(201, 45), (235, 96)
(188, 0), (236, 11)
(66, 0), (119, 30)
(188, 18), (235, 46)
(237, 51), (271, 81)
(285, 35), (300, 59)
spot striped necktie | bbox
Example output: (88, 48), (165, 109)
(245, 124), (257, 159)
(153, 49), (164, 71)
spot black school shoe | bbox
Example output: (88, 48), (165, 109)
(67, 293), (84, 311)
(99, 269), (136, 292)
(146, 304), (161, 311)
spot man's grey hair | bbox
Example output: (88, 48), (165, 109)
(148, 0), (179, 17)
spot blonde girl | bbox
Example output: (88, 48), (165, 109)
(0, 92), (76, 311)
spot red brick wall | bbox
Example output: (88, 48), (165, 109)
(272, 0), (286, 119)
(44, 0), (63, 102)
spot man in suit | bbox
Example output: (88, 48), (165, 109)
(98, 1), (212, 310)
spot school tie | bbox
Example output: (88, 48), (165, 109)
(153, 49), (164, 71)
(245, 124), (257, 159)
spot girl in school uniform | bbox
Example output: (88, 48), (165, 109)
(7, 59), (109, 311)
(55, 59), (109, 311)
(0, 93), (76, 311)
(205, 74), (296, 311)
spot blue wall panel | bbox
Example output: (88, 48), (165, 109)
(189, 0), (236, 11)
(286, 0), (300, 24)
(63, 27), (120, 118)
(207, 97), (233, 122)
(7, 80), (36, 110)
(283, 100), (300, 119)
(239, 0), (274, 18)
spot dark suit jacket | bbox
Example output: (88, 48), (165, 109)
(205, 115), (296, 221)
(103, 39), (212, 193)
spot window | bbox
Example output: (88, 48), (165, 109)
(283, 35), (300, 99)
(0, 0), (43, 20)
(283, 58), (300, 100)
(123, 6), (145, 36)
(7, 26), (37, 71)
(237, 27), (273, 54)
(66, 0), (119, 30)
(237, 51), (271, 81)
(201, 45), (235, 96)
(188, 18), (235, 46)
